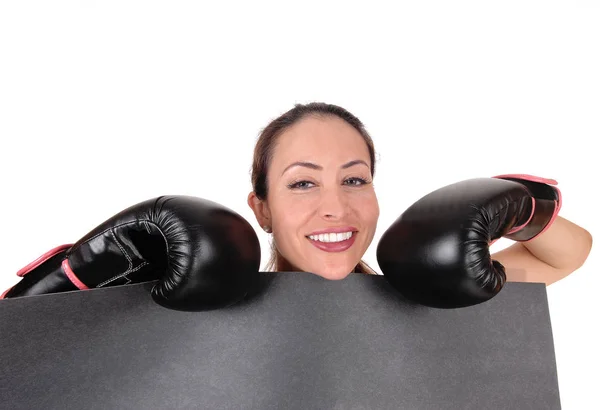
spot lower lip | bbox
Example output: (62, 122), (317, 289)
(307, 233), (357, 253)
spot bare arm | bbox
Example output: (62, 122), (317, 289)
(491, 216), (593, 285)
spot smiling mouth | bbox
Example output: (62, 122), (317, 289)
(307, 231), (355, 243)
(305, 231), (357, 252)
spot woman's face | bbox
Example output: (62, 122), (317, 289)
(251, 115), (380, 280)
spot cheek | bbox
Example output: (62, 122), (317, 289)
(270, 194), (318, 231)
(352, 191), (380, 225)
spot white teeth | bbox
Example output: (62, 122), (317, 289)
(308, 231), (354, 242)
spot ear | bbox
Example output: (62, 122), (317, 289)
(247, 191), (271, 230)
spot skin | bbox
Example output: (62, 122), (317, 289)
(247, 115), (379, 280)
(248, 116), (593, 285)
(492, 217), (593, 285)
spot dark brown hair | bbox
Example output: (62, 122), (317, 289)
(251, 102), (378, 274)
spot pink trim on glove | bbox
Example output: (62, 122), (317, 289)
(0, 254), (88, 300)
(61, 259), (89, 290)
(16, 244), (73, 277)
(492, 174), (558, 186)
(0, 286), (12, 299)
(506, 198), (536, 235)
(493, 173), (562, 240)
(537, 183), (562, 238)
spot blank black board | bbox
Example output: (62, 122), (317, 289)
(0, 272), (561, 409)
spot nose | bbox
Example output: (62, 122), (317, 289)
(318, 186), (348, 220)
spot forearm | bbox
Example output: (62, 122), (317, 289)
(521, 216), (593, 271)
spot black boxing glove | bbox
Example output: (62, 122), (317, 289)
(1, 196), (261, 311)
(376, 175), (561, 309)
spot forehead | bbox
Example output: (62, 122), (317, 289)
(271, 116), (370, 169)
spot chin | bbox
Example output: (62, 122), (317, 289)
(309, 264), (355, 281)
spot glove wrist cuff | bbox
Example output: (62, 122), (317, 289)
(492, 174), (562, 241)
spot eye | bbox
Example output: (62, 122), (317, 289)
(287, 180), (315, 190)
(344, 177), (369, 186)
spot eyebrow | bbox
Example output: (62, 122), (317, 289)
(281, 159), (369, 175)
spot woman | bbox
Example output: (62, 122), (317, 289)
(247, 102), (593, 284)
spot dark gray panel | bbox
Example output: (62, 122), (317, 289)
(0, 272), (560, 409)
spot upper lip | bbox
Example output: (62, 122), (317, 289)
(306, 226), (358, 236)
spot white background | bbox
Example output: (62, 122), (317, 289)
(1, 1), (597, 408)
